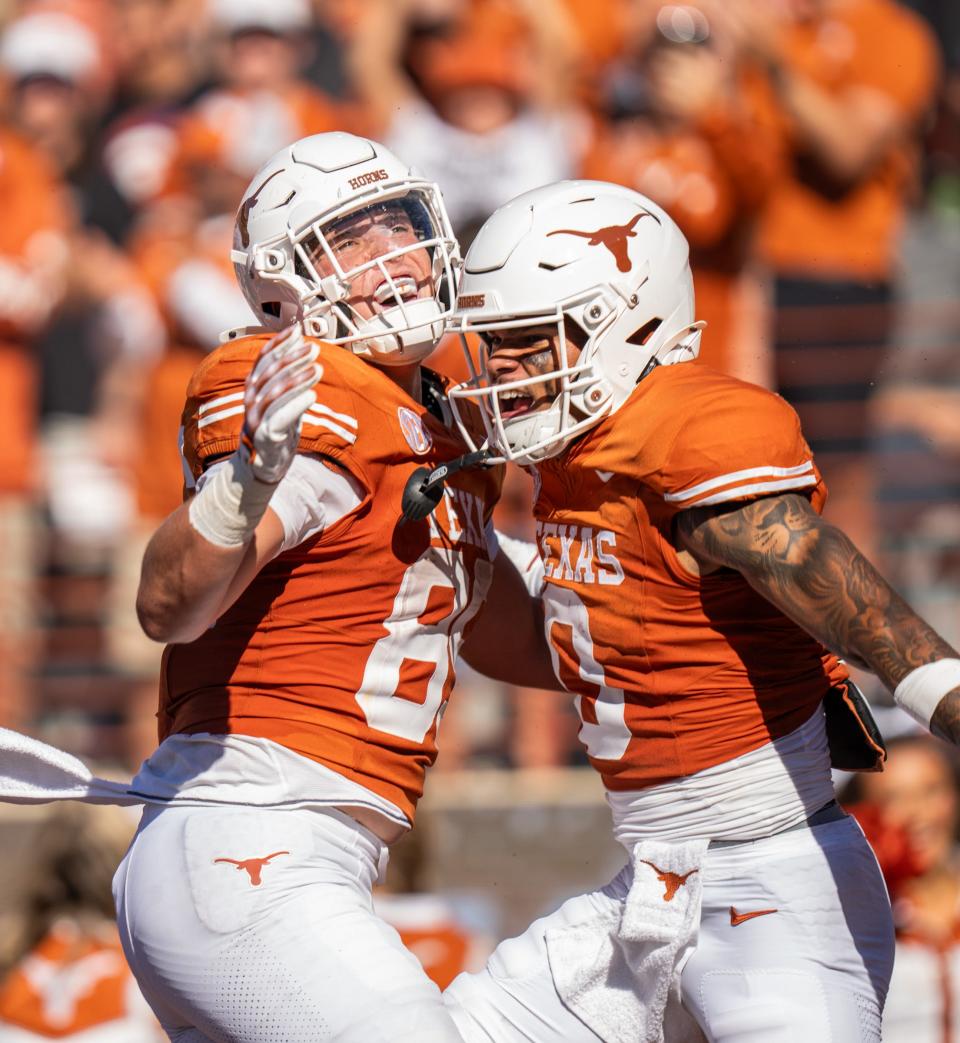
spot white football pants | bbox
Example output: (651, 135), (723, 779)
(112, 804), (464, 1042)
(445, 815), (894, 1042)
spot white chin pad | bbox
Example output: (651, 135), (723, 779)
(353, 298), (444, 365)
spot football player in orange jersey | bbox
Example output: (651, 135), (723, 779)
(119, 133), (553, 1043)
(441, 180), (960, 1043)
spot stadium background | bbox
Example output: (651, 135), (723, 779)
(0, 0), (957, 1037)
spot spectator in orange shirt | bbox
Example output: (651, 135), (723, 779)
(0, 121), (69, 730)
(1, 8), (165, 561)
(0, 803), (162, 1041)
(0, 10), (99, 724)
(112, 192), (257, 765)
(121, 0), (342, 571)
(91, 0), (208, 247)
(580, 2), (785, 377)
(742, 0), (941, 556)
(162, 0), (347, 215)
(350, 0), (588, 237)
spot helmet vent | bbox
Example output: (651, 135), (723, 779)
(266, 188), (296, 213)
(538, 260), (572, 272)
(626, 317), (662, 347)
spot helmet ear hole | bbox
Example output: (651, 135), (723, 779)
(262, 301), (281, 318)
(626, 317), (662, 347)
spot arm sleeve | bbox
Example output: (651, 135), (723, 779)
(196, 453), (365, 553)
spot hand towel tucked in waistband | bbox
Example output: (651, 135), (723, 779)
(0, 727), (138, 805)
(545, 838), (709, 1043)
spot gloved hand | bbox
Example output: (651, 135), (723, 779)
(239, 324), (322, 484)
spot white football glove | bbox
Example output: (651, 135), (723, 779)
(187, 324), (321, 548)
(239, 324), (322, 485)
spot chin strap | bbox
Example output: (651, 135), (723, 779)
(400, 449), (493, 523)
(635, 356), (660, 385)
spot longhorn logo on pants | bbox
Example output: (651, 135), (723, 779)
(214, 851), (290, 886)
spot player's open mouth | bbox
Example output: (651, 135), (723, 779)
(497, 389), (536, 419)
(374, 276), (419, 305)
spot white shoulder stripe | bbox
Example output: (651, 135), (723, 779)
(197, 404), (245, 429)
(301, 415), (358, 443)
(683, 473), (819, 507)
(308, 402), (358, 429)
(663, 461), (815, 504)
(198, 390), (244, 416)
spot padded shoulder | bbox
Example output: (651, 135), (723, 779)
(659, 376), (817, 511)
(181, 334), (365, 482)
(583, 365), (822, 513)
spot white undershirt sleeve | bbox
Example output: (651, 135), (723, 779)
(197, 454), (365, 554)
(494, 530), (545, 596)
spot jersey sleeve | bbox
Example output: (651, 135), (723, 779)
(180, 336), (368, 489)
(654, 383), (825, 515)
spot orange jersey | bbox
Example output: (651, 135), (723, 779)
(534, 363), (848, 791)
(161, 337), (502, 824)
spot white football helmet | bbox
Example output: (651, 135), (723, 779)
(448, 180), (703, 463)
(230, 132), (460, 366)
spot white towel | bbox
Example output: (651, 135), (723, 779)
(0, 727), (139, 804)
(545, 838), (709, 1043)
(0, 729), (406, 831)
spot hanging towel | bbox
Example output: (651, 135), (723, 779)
(545, 838), (709, 1043)
(0, 727), (139, 805)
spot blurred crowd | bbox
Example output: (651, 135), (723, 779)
(0, 0), (957, 767)
(0, 0), (958, 1037)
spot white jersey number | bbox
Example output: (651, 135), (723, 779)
(543, 585), (632, 760)
(356, 546), (492, 743)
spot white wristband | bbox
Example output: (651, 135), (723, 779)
(187, 452), (276, 548)
(893, 659), (960, 728)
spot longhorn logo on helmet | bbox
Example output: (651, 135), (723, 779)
(547, 211), (659, 273)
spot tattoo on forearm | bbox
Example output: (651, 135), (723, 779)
(932, 688), (960, 744)
(676, 494), (957, 691)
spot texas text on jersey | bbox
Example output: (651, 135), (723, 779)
(533, 362), (848, 790)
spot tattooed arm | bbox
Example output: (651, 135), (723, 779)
(675, 493), (960, 743)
